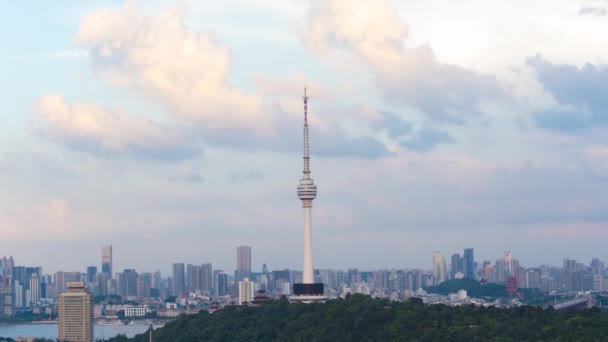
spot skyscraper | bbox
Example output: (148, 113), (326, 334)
(101, 245), (112, 278)
(236, 246), (251, 281)
(86, 266), (97, 284)
(0, 277), (13, 318)
(117, 269), (138, 297)
(292, 88), (324, 301)
(29, 273), (39, 306)
(58, 282), (93, 342)
(451, 253), (463, 279)
(172, 263), (185, 295)
(216, 273), (228, 296)
(432, 252), (446, 285)
(463, 248), (475, 280)
(201, 263), (213, 292)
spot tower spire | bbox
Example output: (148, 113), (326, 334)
(303, 87), (310, 177)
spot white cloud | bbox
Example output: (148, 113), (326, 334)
(300, 0), (503, 124)
(33, 94), (200, 160)
(77, 3), (267, 131)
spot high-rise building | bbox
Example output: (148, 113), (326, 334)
(463, 248), (475, 280)
(236, 246), (252, 281)
(86, 266), (97, 284)
(292, 88), (324, 301)
(54, 271), (67, 294)
(216, 273), (228, 296)
(189, 265), (201, 293)
(172, 263), (186, 295)
(432, 252), (446, 285)
(186, 264), (194, 293)
(201, 263), (213, 292)
(58, 282), (93, 342)
(451, 253), (463, 279)
(101, 245), (112, 278)
(238, 278), (254, 305)
(117, 269), (138, 297)
(29, 273), (40, 306)
(0, 277), (13, 318)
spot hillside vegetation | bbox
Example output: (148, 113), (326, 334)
(424, 279), (548, 303)
(116, 294), (608, 342)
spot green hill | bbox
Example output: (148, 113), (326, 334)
(117, 294), (608, 342)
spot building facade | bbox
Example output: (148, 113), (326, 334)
(58, 282), (93, 342)
(238, 278), (254, 305)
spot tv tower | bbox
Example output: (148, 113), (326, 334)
(292, 88), (325, 302)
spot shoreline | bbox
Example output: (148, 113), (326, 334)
(0, 321), (57, 325)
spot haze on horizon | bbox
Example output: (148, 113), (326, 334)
(1, 0), (607, 275)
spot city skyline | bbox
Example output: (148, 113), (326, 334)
(2, 0), (608, 273)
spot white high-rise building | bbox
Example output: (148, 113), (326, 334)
(29, 274), (39, 306)
(292, 89), (325, 302)
(432, 252), (447, 285)
(238, 278), (254, 305)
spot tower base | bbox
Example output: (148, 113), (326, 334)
(290, 283), (326, 303)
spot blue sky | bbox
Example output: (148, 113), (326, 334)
(1, 0), (608, 275)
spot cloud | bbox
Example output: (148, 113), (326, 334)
(167, 169), (204, 184)
(579, 6), (608, 16)
(372, 111), (413, 139)
(533, 108), (590, 132)
(73, 3), (392, 159)
(77, 2), (266, 131)
(229, 170), (264, 183)
(32, 94), (201, 161)
(528, 55), (608, 131)
(399, 127), (456, 152)
(301, 0), (503, 124)
(198, 102), (392, 158)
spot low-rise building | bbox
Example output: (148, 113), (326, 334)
(124, 305), (148, 317)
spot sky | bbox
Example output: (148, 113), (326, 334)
(1, 0), (608, 275)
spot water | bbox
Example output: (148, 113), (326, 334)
(0, 323), (160, 340)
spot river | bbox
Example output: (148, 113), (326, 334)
(0, 322), (162, 340)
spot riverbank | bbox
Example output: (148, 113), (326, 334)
(0, 323), (161, 339)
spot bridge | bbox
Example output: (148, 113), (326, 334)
(540, 297), (592, 311)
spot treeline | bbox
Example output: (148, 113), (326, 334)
(119, 294), (608, 341)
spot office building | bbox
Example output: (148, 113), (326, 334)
(432, 252), (446, 285)
(236, 246), (252, 281)
(451, 253), (463, 279)
(216, 273), (228, 296)
(463, 248), (475, 280)
(86, 266), (97, 283)
(58, 282), (93, 342)
(101, 245), (112, 278)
